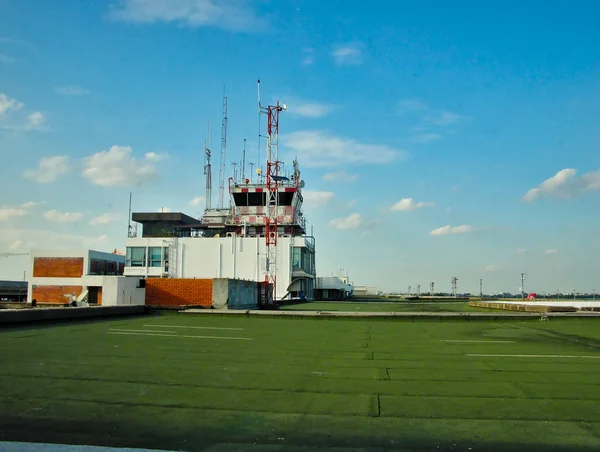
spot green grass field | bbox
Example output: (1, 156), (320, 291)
(1, 312), (600, 451)
(282, 301), (498, 313)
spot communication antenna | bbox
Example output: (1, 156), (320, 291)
(204, 121), (212, 209)
(430, 281), (434, 296)
(258, 79), (286, 308)
(451, 277), (458, 298)
(231, 161), (238, 182)
(218, 90), (228, 208)
(242, 138), (247, 180)
(249, 162), (255, 183)
(127, 192), (133, 238)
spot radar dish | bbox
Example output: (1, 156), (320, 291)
(299, 180), (305, 188)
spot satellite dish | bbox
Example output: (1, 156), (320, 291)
(299, 180), (305, 188)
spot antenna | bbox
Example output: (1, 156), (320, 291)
(204, 120), (212, 209)
(451, 277), (458, 298)
(127, 192), (132, 238)
(231, 161), (238, 182)
(242, 138), (247, 180)
(219, 90), (228, 208)
(257, 80), (261, 182)
(249, 162), (255, 183)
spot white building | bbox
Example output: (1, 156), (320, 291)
(124, 160), (316, 302)
(28, 249), (144, 306)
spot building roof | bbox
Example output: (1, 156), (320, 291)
(131, 212), (198, 225)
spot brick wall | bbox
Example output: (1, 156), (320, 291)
(33, 257), (84, 278)
(145, 278), (213, 308)
(32, 285), (83, 304)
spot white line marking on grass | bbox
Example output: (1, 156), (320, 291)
(144, 324), (244, 331)
(442, 340), (515, 343)
(110, 328), (176, 334)
(108, 331), (252, 340)
(467, 354), (600, 359)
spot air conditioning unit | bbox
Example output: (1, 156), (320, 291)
(226, 232), (235, 237)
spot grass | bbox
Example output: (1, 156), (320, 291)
(282, 301), (499, 312)
(1, 312), (600, 451)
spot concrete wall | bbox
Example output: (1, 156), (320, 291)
(0, 305), (144, 325)
(124, 236), (314, 300)
(212, 278), (258, 310)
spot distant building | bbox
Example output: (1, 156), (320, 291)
(28, 249), (143, 306)
(353, 285), (379, 297)
(315, 277), (353, 300)
(0, 280), (27, 301)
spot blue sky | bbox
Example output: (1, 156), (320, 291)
(1, 0), (599, 293)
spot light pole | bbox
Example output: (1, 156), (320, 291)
(480, 278), (483, 298)
(521, 273), (526, 299)
(594, 289), (596, 301)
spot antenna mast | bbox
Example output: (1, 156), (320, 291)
(258, 79), (286, 308)
(242, 138), (247, 180)
(127, 192), (132, 238)
(218, 91), (228, 208)
(204, 121), (212, 209)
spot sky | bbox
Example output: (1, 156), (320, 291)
(1, 0), (599, 294)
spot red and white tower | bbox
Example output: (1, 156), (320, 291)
(258, 80), (286, 308)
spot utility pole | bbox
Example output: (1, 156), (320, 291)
(408, 285), (411, 295)
(430, 281), (434, 296)
(416, 284), (420, 296)
(521, 273), (526, 299)
(594, 289), (596, 301)
(480, 278), (483, 298)
(204, 121), (212, 209)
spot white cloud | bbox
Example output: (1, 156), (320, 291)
(145, 152), (168, 162)
(322, 171), (357, 182)
(189, 196), (205, 206)
(27, 111), (44, 126)
(0, 93), (23, 116)
(283, 130), (403, 167)
(522, 168), (578, 202)
(484, 264), (499, 272)
(0, 208), (27, 221)
(580, 170), (600, 191)
(301, 48), (314, 66)
(109, 0), (265, 31)
(23, 156), (70, 183)
(515, 248), (527, 255)
(397, 99), (430, 113)
(302, 190), (335, 208)
(9, 240), (23, 250)
(544, 249), (558, 255)
(331, 44), (363, 66)
(286, 98), (332, 118)
(43, 210), (84, 223)
(390, 198), (435, 212)
(0, 54), (15, 64)
(21, 201), (39, 209)
(429, 111), (468, 126)
(330, 213), (363, 230)
(429, 224), (473, 236)
(90, 213), (121, 226)
(0, 227), (110, 251)
(54, 85), (90, 96)
(345, 199), (357, 208)
(411, 133), (443, 144)
(82, 145), (158, 187)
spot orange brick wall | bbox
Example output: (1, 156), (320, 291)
(32, 285), (83, 304)
(145, 278), (213, 307)
(33, 257), (84, 278)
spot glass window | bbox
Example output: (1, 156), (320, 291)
(149, 247), (165, 267)
(292, 247), (301, 270)
(126, 247), (146, 267)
